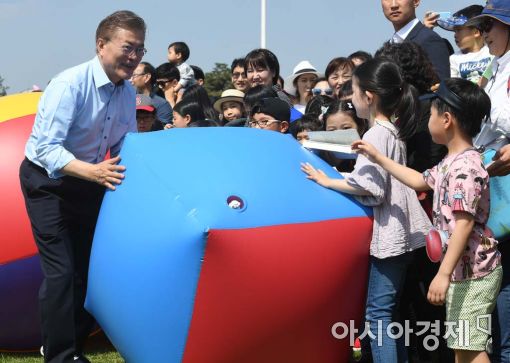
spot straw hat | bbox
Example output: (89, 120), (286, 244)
(213, 89), (245, 113)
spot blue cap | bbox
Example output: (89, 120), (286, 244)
(437, 5), (483, 31)
(420, 82), (466, 111)
(465, 0), (510, 27)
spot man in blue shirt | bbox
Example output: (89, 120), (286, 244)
(19, 10), (146, 363)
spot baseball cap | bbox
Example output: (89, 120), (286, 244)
(135, 94), (155, 112)
(437, 5), (484, 31)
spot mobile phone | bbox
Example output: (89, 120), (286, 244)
(437, 11), (452, 20)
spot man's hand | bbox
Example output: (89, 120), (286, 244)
(90, 156), (126, 190)
(62, 156), (126, 191)
(487, 144), (510, 177)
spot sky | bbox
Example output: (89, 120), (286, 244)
(1, 0), (480, 94)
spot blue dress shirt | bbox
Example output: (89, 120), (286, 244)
(25, 56), (137, 178)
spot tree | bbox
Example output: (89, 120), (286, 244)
(203, 63), (232, 98)
(0, 75), (8, 96)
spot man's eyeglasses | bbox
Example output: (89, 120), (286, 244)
(156, 80), (171, 88)
(130, 73), (146, 79)
(477, 18), (494, 33)
(120, 45), (147, 57)
(232, 72), (246, 79)
(249, 119), (282, 128)
(311, 88), (334, 96)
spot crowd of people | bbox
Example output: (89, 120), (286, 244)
(18, 0), (510, 362)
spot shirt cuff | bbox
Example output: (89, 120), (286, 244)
(46, 150), (76, 179)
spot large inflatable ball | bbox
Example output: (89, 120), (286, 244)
(86, 128), (374, 363)
(0, 92), (43, 351)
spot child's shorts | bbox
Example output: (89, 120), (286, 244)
(445, 265), (502, 351)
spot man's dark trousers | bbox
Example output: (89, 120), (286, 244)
(19, 158), (105, 363)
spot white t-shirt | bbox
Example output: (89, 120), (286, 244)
(486, 51), (510, 135)
(450, 46), (492, 84)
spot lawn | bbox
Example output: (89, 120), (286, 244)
(0, 331), (124, 363)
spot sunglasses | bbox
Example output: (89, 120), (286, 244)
(156, 80), (171, 88)
(477, 18), (494, 33)
(311, 88), (334, 96)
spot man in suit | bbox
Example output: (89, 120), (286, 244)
(381, 0), (451, 80)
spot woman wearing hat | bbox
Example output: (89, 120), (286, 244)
(284, 61), (321, 119)
(467, 1), (510, 361)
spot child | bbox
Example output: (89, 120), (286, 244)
(135, 94), (161, 132)
(353, 78), (502, 363)
(167, 41), (196, 95)
(436, 5), (493, 83)
(290, 114), (323, 144)
(304, 94), (334, 122)
(213, 89), (246, 124)
(321, 99), (368, 172)
(249, 97), (290, 134)
(301, 58), (432, 362)
(323, 99), (367, 135)
(165, 99), (205, 129)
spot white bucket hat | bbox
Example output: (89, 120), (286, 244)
(284, 60), (322, 97)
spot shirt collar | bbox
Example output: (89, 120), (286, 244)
(393, 18), (420, 43)
(495, 49), (510, 69)
(92, 56), (125, 89)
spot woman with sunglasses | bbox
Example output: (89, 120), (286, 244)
(283, 61), (321, 121)
(311, 77), (335, 98)
(466, 1), (510, 362)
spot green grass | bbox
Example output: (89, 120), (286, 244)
(0, 332), (124, 363)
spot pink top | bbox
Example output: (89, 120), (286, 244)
(423, 149), (501, 281)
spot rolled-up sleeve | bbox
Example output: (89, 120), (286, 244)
(345, 129), (389, 206)
(346, 155), (388, 206)
(35, 82), (78, 178)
